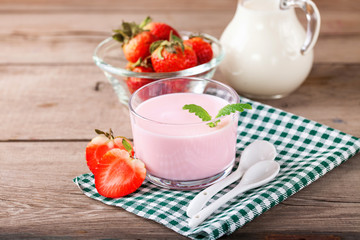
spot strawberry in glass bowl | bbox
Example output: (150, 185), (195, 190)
(93, 17), (224, 105)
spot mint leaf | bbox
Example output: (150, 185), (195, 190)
(207, 119), (220, 128)
(215, 103), (252, 118)
(183, 104), (212, 122)
(183, 102), (252, 128)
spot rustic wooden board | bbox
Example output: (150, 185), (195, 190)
(0, 142), (359, 239)
(0, 63), (358, 141)
(1, 0), (360, 12)
(0, 9), (359, 64)
(0, 0), (238, 12)
(1, 34), (359, 64)
(0, 64), (132, 140)
(1, 11), (357, 35)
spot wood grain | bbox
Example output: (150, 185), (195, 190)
(0, 0), (238, 12)
(0, 63), (358, 141)
(0, 4), (359, 64)
(1, 0), (360, 12)
(1, 10), (358, 35)
(0, 65), (132, 140)
(1, 33), (359, 64)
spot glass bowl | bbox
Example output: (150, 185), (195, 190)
(93, 31), (225, 104)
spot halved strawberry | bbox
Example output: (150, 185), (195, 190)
(86, 129), (134, 174)
(94, 149), (146, 198)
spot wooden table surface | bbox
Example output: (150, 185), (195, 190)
(1, 0), (359, 239)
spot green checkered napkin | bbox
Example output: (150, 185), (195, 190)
(73, 98), (360, 240)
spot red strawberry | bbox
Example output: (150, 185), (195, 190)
(127, 65), (155, 93)
(142, 16), (181, 40)
(86, 129), (134, 174)
(94, 149), (146, 198)
(123, 31), (157, 63)
(113, 21), (158, 63)
(184, 36), (213, 65)
(150, 34), (197, 72)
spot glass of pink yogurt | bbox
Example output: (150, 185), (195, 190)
(129, 77), (239, 190)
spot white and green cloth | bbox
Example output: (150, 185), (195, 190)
(74, 98), (360, 240)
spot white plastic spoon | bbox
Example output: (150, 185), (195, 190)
(186, 140), (276, 218)
(188, 160), (280, 228)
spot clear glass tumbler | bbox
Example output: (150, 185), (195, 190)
(129, 77), (239, 190)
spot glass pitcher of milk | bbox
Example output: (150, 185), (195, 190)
(219, 0), (321, 99)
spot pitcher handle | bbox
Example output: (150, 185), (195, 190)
(280, 0), (321, 55)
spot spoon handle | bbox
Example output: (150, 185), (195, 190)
(188, 161), (280, 228)
(188, 183), (250, 228)
(186, 168), (244, 218)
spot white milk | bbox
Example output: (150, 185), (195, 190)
(220, 0), (317, 99)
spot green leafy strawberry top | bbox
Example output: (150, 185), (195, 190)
(112, 16), (152, 45)
(95, 128), (133, 156)
(149, 32), (184, 60)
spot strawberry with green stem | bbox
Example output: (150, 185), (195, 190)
(150, 32), (197, 72)
(86, 129), (134, 174)
(112, 19), (158, 63)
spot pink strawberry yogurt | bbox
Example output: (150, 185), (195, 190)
(130, 92), (238, 181)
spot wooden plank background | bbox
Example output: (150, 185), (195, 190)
(0, 0), (359, 239)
